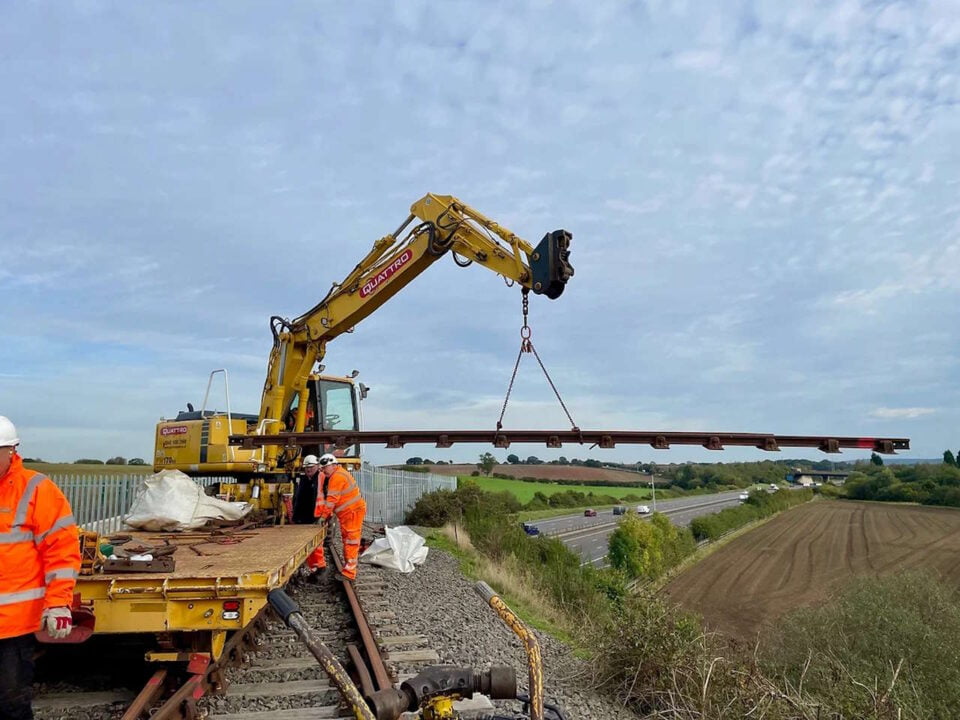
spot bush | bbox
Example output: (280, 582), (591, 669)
(406, 488), (461, 526)
(814, 482), (843, 498)
(405, 482), (521, 527)
(608, 512), (696, 581)
(74, 458), (104, 465)
(590, 592), (736, 715)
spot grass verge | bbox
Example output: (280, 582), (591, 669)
(423, 523), (578, 644)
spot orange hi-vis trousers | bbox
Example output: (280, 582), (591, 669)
(306, 502), (366, 580)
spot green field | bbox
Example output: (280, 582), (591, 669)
(459, 474), (653, 503)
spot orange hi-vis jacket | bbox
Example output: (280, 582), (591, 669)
(314, 466), (364, 520)
(0, 454), (81, 639)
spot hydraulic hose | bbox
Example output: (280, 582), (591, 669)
(268, 589), (375, 720)
(474, 581), (544, 720)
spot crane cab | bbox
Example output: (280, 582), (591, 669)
(283, 374), (362, 467)
(154, 370), (362, 479)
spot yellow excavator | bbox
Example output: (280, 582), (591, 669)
(153, 193), (573, 507)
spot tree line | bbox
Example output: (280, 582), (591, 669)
(23, 457), (149, 465)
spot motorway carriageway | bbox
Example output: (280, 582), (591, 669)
(530, 489), (748, 568)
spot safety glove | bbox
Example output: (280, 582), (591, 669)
(42, 607), (73, 639)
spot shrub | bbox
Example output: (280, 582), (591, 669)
(608, 512), (696, 581)
(405, 483), (521, 527)
(405, 488), (461, 527)
(814, 482), (843, 497)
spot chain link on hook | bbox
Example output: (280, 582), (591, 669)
(496, 289), (580, 439)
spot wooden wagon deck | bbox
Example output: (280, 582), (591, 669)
(90, 526), (324, 581)
(75, 526), (325, 639)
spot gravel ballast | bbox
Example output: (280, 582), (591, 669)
(367, 544), (638, 720)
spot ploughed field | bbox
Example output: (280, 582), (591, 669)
(665, 500), (960, 640)
(418, 463), (650, 484)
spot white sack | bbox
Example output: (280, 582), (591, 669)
(360, 525), (428, 573)
(124, 470), (251, 532)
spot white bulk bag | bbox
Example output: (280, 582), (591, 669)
(360, 525), (428, 573)
(124, 470), (251, 532)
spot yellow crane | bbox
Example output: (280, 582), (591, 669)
(154, 193), (573, 504)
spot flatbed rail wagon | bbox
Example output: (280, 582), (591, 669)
(73, 525), (323, 661)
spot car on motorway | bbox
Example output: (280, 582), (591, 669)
(635, 505), (651, 514)
(612, 505), (626, 515)
(522, 522), (540, 536)
(738, 492), (750, 502)
(584, 508), (597, 517)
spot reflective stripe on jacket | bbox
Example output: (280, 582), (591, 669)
(314, 466), (364, 519)
(0, 454), (81, 639)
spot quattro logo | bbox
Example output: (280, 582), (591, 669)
(160, 425), (189, 436)
(360, 249), (413, 298)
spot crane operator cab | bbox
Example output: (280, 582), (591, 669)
(154, 369), (362, 489)
(282, 375), (362, 463)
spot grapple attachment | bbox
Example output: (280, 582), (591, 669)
(530, 229), (573, 299)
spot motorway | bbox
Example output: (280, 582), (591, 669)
(529, 489), (750, 567)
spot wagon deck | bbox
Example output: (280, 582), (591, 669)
(75, 526), (324, 654)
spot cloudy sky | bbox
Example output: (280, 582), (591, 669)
(1, 1), (956, 467)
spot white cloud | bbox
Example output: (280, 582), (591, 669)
(870, 407), (937, 420)
(672, 50), (734, 76)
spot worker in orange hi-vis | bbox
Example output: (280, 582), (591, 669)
(311, 453), (366, 581)
(0, 416), (81, 720)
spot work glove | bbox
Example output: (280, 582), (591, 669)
(42, 606), (73, 639)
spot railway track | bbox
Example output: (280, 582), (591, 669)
(31, 536), (450, 720)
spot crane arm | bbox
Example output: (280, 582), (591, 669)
(257, 193), (573, 448)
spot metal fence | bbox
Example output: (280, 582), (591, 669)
(54, 474), (228, 535)
(358, 463), (457, 525)
(50, 464), (456, 533)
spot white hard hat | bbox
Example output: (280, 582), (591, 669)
(0, 416), (19, 448)
(318, 453), (338, 467)
(302, 454), (319, 467)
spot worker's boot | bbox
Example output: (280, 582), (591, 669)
(306, 566), (328, 584)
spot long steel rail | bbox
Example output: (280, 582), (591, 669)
(230, 429), (910, 454)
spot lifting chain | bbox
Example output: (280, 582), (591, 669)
(495, 290), (580, 437)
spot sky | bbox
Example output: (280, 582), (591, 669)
(1, 1), (957, 467)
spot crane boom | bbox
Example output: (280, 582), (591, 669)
(257, 193), (573, 470)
